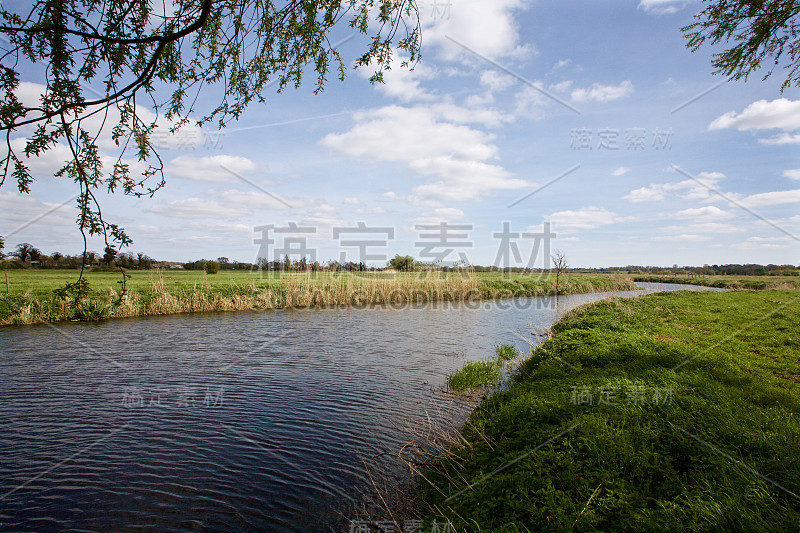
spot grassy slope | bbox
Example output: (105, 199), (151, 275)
(421, 289), (800, 532)
(0, 270), (635, 324)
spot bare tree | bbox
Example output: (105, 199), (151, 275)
(552, 249), (568, 296)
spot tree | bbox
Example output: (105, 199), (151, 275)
(0, 235), (4, 258)
(0, 1), (420, 261)
(103, 245), (117, 266)
(12, 243), (40, 262)
(551, 249), (568, 296)
(205, 260), (220, 274)
(388, 254), (417, 272)
(683, 1), (800, 90)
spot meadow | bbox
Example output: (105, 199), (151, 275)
(421, 289), (800, 532)
(0, 269), (636, 324)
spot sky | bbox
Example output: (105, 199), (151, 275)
(1, 0), (799, 268)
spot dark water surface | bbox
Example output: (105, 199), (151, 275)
(0, 282), (721, 532)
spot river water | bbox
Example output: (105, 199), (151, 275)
(0, 282), (722, 532)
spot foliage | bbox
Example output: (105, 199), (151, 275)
(0, 0), (420, 260)
(389, 254), (418, 272)
(683, 0), (800, 90)
(205, 260), (220, 274)
(422, 290), (800, 531)
(12, 243), (41, 262)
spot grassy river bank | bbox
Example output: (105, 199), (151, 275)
(0, 270), (636, 325)
(422, 288), (800, 532)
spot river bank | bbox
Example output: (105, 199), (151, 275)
(420, 289), (800, 531)
(0, 270), (637, 325)
(633, 274), (800, 290)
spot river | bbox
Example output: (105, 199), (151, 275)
(0, 282), (722, 532)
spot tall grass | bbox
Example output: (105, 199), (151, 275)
(0, 271), (637, 325)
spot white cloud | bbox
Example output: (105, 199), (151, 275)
(738, 189), (800, 208)
(731, 236), (795, 249)
(147, 198), (245, 219)
(759, 133), (800, 145)
(549, 206), (632, 231)
(571, 81), (633, 103)
(654, 234), (711, 242)
(216, 189), (296, 211)
(421, 0), (531, 62)
(479, 70), (514, 92)
(354, 207), (388, 215)
(663, 222), (740, 234)
(612, 167), (631, 176)
(638, 0), (692, 14)
(343, 197), (361, 205)
(514, 84), (549, 119)
(358, 53), (436, 102)
(674, 206), (734, 220)
(709, 98), (800, 131)
(320, 105), (530, 202)
(783, 169), (800, 180)
(408, 207), (466, 226)
(624, 171), (725, 202)
(168, 155), (263, 182)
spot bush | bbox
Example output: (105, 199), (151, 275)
(205, 261), (220, 274)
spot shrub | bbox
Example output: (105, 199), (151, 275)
(205, 261), (220, 274)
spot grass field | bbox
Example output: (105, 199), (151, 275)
(633, 274), (800, 290)
(420, 289), (800, 532)
(0, 269), (637, 324)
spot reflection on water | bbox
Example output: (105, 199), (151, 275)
(0, 282), (721, 532)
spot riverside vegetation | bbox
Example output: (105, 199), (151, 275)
(421, 289), (800, 531)
(0, 270), (636, 325)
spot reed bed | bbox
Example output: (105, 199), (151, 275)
(1, 272), (637, 325)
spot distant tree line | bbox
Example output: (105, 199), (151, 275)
(1, 238), (797, 276)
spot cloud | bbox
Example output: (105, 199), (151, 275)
(343, 197), (361, 205)
(737, 189), (800, 208)
(730, 236), (795, 249)
(624, 171), (725, 202)
(549, 206), (632, 231)
(408, 207), (466, 227)
(663, 222), (740, 234)
(759, 133), (800, 145)
(674, 206), (734, 220)
(421, 0), (531, 62)
(147, 198), (245, 219)
(320, 105), (530, 202)
(654, 234), (711, 242)
(784, 169), (800, 180)
(479, 70), (514, 92)
(612, 167), (631, 176)
(358, 53), (436, 102)
(571, 81), (633, 103)
(638, 0), (692, 14)
(215, 189), (297, 211)
(167, 155), (264, 182)
(709, 98), (800, 131)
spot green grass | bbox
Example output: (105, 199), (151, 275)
(633, 274), (800, 290)
(447, 359), (503, 393)
(421, 289), (800, 532)
(495, 343), (519, 362)
(0, 270), (636, 324)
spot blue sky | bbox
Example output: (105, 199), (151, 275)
(2, 0), (799, 267)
